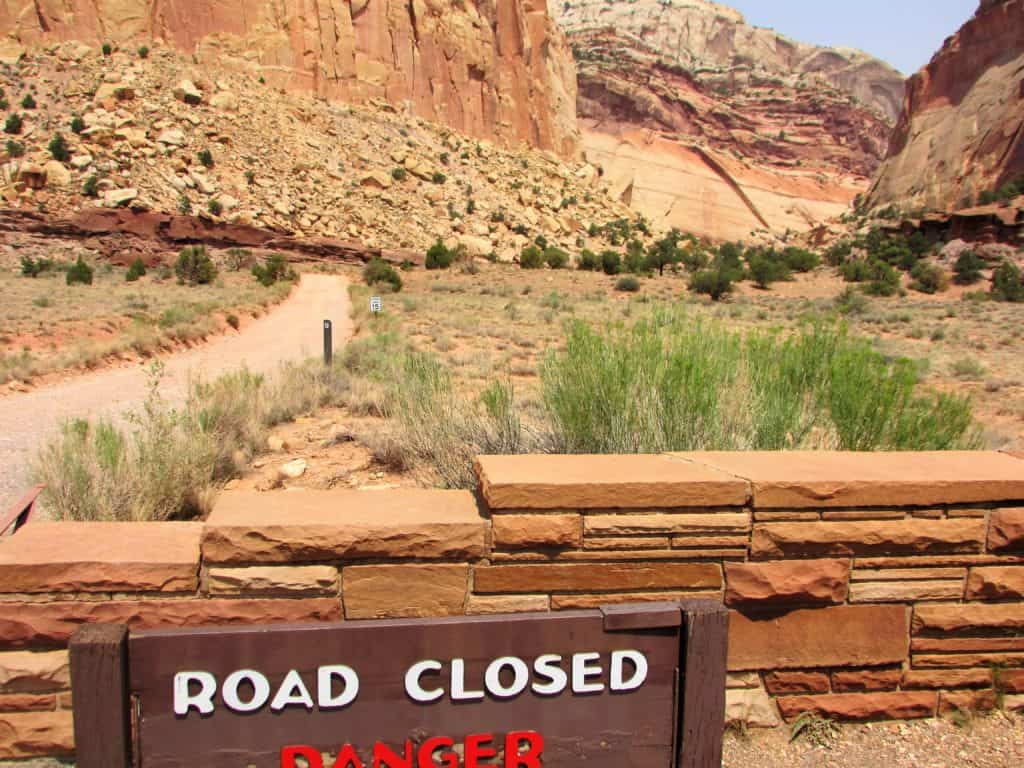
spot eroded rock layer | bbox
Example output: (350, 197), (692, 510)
(868, 0), (1024, 212)
(0, 0), (579, 157)
(554, 0), (904, 241)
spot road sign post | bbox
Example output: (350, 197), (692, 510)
(323, 319), (333, 366)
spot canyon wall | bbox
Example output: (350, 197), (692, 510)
(868, 0), (1024, 212)
(554, 0), (904, 242)
(0, 0), (579, 157)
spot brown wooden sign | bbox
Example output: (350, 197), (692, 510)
(70, 601), (726, 768)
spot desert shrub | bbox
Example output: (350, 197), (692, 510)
(70, 115), (86, 134)
(953, 251), (984, 285)
(825, 240), (852, 266)
(714, 242), (746, 282)
(615, 276), (641, 292)
(125, 258), (147, 282)
(540, 314), (979, 454)
(4, 113), (22, 134)
(197, 148), (214, 168)
(207, 198), (222, 216)
(48, 133), (69, 162)
(747, 251), (791, 289)
(226, 313), (240, 330)
(174, 245), (217, 285)
(623, 242), (648, 274)
(519, 245), (543, 269)
(543, 247), (569, 270)
(82, 174), (99, 197)
(137, 45), (150, 59)
(5, 139), (23, 157)
(391, 167), (407, 181)
(425, 239), (455, 270)
(363, 259), (402, 292)
(101, 42), (112, 56)
(782, 246), (821, 272)
(909, 261), (948, 294)
(251, 253), (297, 287)
(577, 249), (601, 271)
(600, 250), (622, 275)
(646, 229), (684, 275)
(862, 260), (902, 297)
(20, 255), (55, 277)
(65, 257), (93, 286)
(690, 267), (734, 301)
(978, 190), (998, 206)
(997, 181), (1021, 202)
(991, 259), (1024, 302)
(833, 286), (868, 316)
(431, 171), (446, 184)
(224, 248), (253, 271)
(20, 94), (35, 110)
(177, 194), (192, 215)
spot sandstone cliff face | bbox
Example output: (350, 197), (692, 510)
(554, 0), (902, 242)
(0, 0), (579, 157)
(868, 0), (1024, 212)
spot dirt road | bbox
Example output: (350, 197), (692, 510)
(0, 274), (352, 512)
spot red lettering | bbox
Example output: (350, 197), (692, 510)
(418, 736), (458, 768)
(464, 733), (496, 768)
(374, 741), (413, 768)
(282, 746), (324, 768)
(505, 732), (543, 768)
(331, 745), (365, 768)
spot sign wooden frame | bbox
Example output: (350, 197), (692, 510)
(70, 600), (726, 768)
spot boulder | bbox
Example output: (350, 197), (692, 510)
(210, 91), (238, 111)
(172, 79), (203, 105)
(360, 171), (392, 190)
(103, 187), (138, 207)
(278, 459), (307, 479)
(156, 128), (185, 146)
(41, 161), (71, 188)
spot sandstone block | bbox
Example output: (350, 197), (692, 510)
(938, 689), (997, 716)
(0, 712), (73, 758)
(727, 672), (761, 690)
(583, 536), (672, 550)
(474, 454), (749, 510)
(751, 519), (985, 558)
(728, 605), (909, 671)
(584, 512), (751, 536)
(912, 603), (1024, 634)
(763, 671), (830, 695)
(550, 591), (721, 610)
(912, 653), (1024, 668)
(901, 669), (992, 690)
(466, 595), (549, 615)
(0, 599), (341, 648)
(724, 559), (849, 607)
(0, 694), (55, 712)
(473, 562), (721, 594)
(851, 567), (966, 582)
(849, 580), (964, 603)
(966, 566), (1024, 600)
(342, 565), (468, 619)
(207, 566), (339, 596)
(831, 668), (901, 693)
(1004, 670), (1024, 693)
(775, 692), (936, 722)
(675, 451), (1024, 508)
(911, 637), (1024, 653)
(202, 489), (485, 563)
(987, 508), (1024, 552)
(0, 522), (200, 593)
(492, 514), (581, 549)
(0, 652), (69, 693)
(725, 687), (780, 728)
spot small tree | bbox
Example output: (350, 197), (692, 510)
(953, 250), (984, 285)
(5, 139), (23, 157)
(747, 252), (790, 289)
(48, 133), (70, 162)
(174, 245), (217, 285)
(689, 267), (734, 301)
(20, 94), (36, 110)
(66, 257), (94, 286)
(4, 113), (22, 134)
(425, 240), (454, 270)
(125, 258), (147, 282)
(519, 245), (543, 269)
(543, 247), (569, 270)
(646, 228), (684, 275)
(251, 254), (297, 287)
(363, 259), (402, 292)
(577, 249), (600, 271)
(600, 250), (622, 276)
(991, 259), (1024, 302)
(909, 261), (949, 294)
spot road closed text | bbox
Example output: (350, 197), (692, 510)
(173, 650), (649, 715)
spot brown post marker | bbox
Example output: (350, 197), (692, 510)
(70, 624), (131, 768)
(677, 600), (729, 768)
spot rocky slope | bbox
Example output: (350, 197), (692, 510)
(867, 0), (1024, 213)
(553, 0), (905, 242)
(0, 42), (631, 259)
(0, 0), (579, 158)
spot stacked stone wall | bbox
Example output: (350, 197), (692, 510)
(0, 452), (1022, 759)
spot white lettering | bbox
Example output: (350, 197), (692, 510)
(571, 652), (604, 694)
(222, 669), (271, 713)
(610, 650), (648, 692)
(485, 656), (530, 699)
(451, 658), (484, 701)
(405, 660), (444, 703)
(173, 671), (216, 716)
(270, 669), (314, 712)
(532, 654), (568, 696)
(317, 665), (359, 709)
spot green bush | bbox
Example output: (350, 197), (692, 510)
(782, 246), (820, 272)
(425, 239), (455, 270)
(391, 167), (407, 181)
(82, 174), (99, 197)
(747, 251), (791, 289)
(70, 115), (86, 134)
(646, 229), (684, 275)
(615, 276), (641, 292)
(125, 258), (147, 282)
(991, 259), (1024, 302)
(909, 261), (948, 294)
(174, 245), (217, 285)
(5, 139), (23, 157)
(101, 42), (112, 56)
(539, 314), (979, 454)
(20, 94), (35, 110)
(363, 259), (402, 292)
(207, 198), (223, 216)
(862, 260), (902, 297)
(833, 286), (868, 316)
(824, 240), (852, 266)
(197, 149), (214, 168)
(714, 242), (746, 282)
(577, 249), (601, 271)
(600, 250), (622, 275)
(978, 190), (998, 206)
(519, 245), (543, 269)
(623, 242), (648, 274)
(544, 247), (569, 270)
(251, 253), (297, 287)
(4, 113), (22, 134)
(66, 257), (94, 286)
(953, 251), (984, 285)
(20, 255), (55, 277)
(690, 267), (734, 301)
(431, 171), (446, 184)
(137, 45), (149, 59)
(48, 133), (69, 162)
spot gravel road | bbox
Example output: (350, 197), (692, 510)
(0, 274), (352, 512)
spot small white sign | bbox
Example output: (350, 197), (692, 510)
(370, 296), (382, 314)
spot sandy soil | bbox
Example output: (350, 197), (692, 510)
(0, 273), (352, 512)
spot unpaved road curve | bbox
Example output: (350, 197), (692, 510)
(0, 274), (352, 511)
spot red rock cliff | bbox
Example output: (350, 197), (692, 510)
(0, 0), (579, 157)
(868, 0), (1024, 211)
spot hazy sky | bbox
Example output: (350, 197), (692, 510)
(726, 1), (978, 75)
